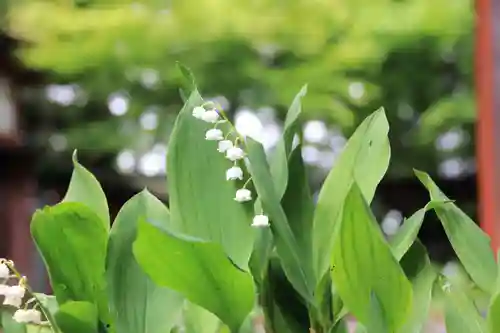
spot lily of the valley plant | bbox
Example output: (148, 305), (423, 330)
(1, 68), (499, 333)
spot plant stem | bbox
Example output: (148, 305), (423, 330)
(3, 260), (59, 333)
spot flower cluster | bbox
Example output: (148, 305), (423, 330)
(192, 104), (269, 228)
(0, 259), (45, 325)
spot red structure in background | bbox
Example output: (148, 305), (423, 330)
(0, 34), (42, 282)
(476, 0), (500, 250)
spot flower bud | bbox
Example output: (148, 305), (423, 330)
(226, 147), (245, 161)
(252, 214), (270, 227)
(217, 140), (233, 153)
(0, 263), (9, 279)
(13, 309), (31, 323)
(234, 189), (252, 202)
(201, 110), (220, 123)
(226, 167), (243, 181)
(205, 129), (224, 141)
(192, 106), (206, 119)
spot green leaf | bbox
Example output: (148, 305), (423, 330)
(353, 324), (367, 333)
(26, 326), (52, 333)
(1, 311), (26, 333)
(63, 151), (110, 230)
(415, 170), (497, 293)
(312, 272), (334, 329)
(390, 200), (449, 261)
(313, 108), (390, 279)
(133, 220), (255, 332)
(183, 302), (220, 333)
(31, 202), (109, 325)
(54, 301), (98, 333)
(366, 293), (387, 333)
(167, 90), (254, 269)
(176, 62), (197, 93)
(269, 84), (307, 198)
(32, 293), (62, 331)
(248, 224), (273, 286)
(488, 294), (500, 332)
(261, 256), (310, 333)
(399, 240), (437, 333)
(486, 251), (500, 332)
(245, 138), (314, 302)
(440, 278), (487, 333)
(282, 145), (314, 263)
(106, 190), (184, 333)
(329, 319), (348, 333)
(34, 294), (59, 316)
(331, 182), (412, 331)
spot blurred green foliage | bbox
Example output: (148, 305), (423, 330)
(6, 0), (474, 177)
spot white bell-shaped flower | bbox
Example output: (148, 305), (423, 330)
(26, 309), (42, 324)
(3, 285), (25, 308)
(252, 214), (270, 227)
(234, 188), (252, 202)
(217, 140), (233, 153)
(0, 263), (9, 279)
(192, 106), (206, 119)
(205, 129), (224, 141)
(226, 166), (243, 181)
(0, 284), (10, 296)
(8, 285), (26, 299)
(226, 147), (245, 161)
(201, 110), (220, 123)
(4, 295), (23, 308)
(13, 309), (31, 323)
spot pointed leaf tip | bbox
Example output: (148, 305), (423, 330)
(140, 187), (151, 195)
(177, 62), (196, 90)
(72, 149), (79, 164)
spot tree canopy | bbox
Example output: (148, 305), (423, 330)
(6, 0), (474, 181)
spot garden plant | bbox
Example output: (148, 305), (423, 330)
(0, 68), (497, 333)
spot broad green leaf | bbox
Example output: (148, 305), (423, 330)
(34, 294), (59, 316)
(415, 170), (497, 293)
(331, 285), (345, 324)
(31, 203), (109, 325)
(248, 225), (273, 286)
(167, 90), (254, 269)
(331, 183), (412, 331)
(107, 190), (184, 333)
(176, 62), (197, 93)
(62, 151), (110, 230)
(329, 319), (348, 333)
(54, 301), (97, 333)
(32, 293), (62, 331)
(183, 302), (220, 333)
(488, 293), (500, 332)
(313, 108), (390, 279)
(269, 84), (307, 198)
(282, 145), (314, 263)
(366, 293), (387, 333)
(245, 137), (314, 302)
(354, 323), (367, 333)
(312, 272), (334, 329)
(390, 200), (449, 261)
(26, 326), (52, 333)
(399, 240), (437, 333)
(1, 311), (26, 333)
(262, 302), (305, 333)
(440, 278), (487, 333)
(486, 251), (500, 332)
(261, 256), (310, 333)
(133, 220), (255, 332)
(249, 198), (273, 286)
